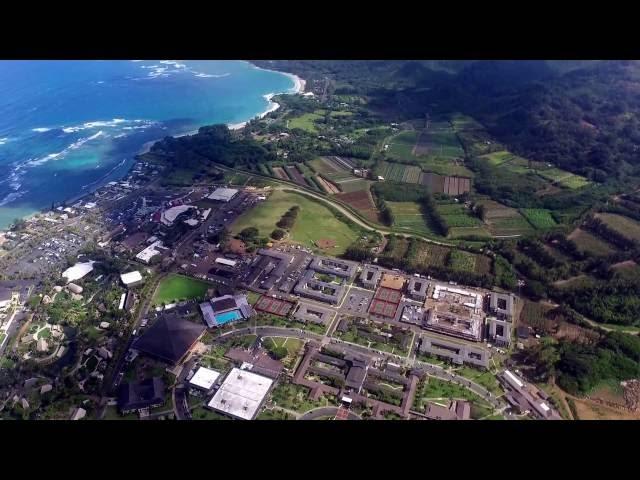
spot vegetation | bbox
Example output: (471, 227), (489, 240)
(152, 274), (211, 305)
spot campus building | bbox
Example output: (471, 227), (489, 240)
(293, 302), (333, 326)
(499, 370), (562, 420)
(199, 294), (253, 328)
(423, 284), (484, 342)
(188, 366), (221, 393)
(118, 377), (166, 414)
(487, 316), (512, 347)
(207, 187), (239, 202)
(120, 271), (143, 287)
(490, 292), (516, 321)
(135, 240), (165, 264)
(132, 315), (205, 365)
(294, 269), (346, 305)
(359, 265), (382, 289)
(309, 256), (358, 279)
(207, 367), (274, 420)
(407, 276), (429, 301)
(245, 249), (294, 290)
(419, 335), (490, 368)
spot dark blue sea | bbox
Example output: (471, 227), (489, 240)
(0, 60), (295, 228)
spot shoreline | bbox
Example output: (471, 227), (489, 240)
(0, 61), (306, 234)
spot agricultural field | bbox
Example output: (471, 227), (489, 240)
(595, 213), (640, 242)
(383, 237), (411, 260)
(309, 157), (341, 175)
(520, 209), (558, 230)
(335, 189), (379, 222)
(436, 203), (482, 228)
(567, 228), (618, 256)
(333, 177), (371, 193)
(377, 161), (422, 183)
(152, 274), (212, 306)
(410, 242), (450, 269)
(386, 130), (419, 160)
(284, 165), (306, 185)
(315, 175), (341, 194)
(271, 166), (289, 181)
(387, 201), (438, 236)
(476, 199), (535, 236)
(287, 111), (324, 133)
(230, 189), (360, 255)
(447, 250), (477, 272)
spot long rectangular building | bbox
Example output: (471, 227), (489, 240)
(419, 335), (489, 368)
(294, 269), (346, 305)
(309, 256), (358, 279)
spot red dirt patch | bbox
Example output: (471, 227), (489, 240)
(226, 238), (246, 255)
(335, 190), (379, 222)
(315, 238), (336, 249)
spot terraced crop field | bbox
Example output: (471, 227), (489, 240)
(309, 157), (340, 175)
(334, 177), (371, 193)
(520, 209), (558, 230)
(378, 161), (422, 183)
(387, 130), (419, 159)
(437, 203), (483, 228)
(567, 228), (618, 256)
(335, 190), (379, 222)
(476, 199), (535, 236)
(595, 213), (640, 242)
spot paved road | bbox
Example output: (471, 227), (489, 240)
(299, 406), (361, 420)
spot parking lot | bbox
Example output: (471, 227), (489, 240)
(340, 289), (373, 315)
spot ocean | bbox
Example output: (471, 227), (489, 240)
(0, 60), (295, 229)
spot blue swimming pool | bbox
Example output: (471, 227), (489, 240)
(215, 309), (242, 325)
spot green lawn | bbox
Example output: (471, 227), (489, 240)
(37, 328), (51, 340)
(230, 189), (360, 255)
(413, 376), (494, 413)
(453, 366), (503, 395)
(264, 337), (304, 356)
(288, 112), (324, 133)
(269, 382), (334, 414)
(246, 291), (261, 305)
(191, 407), (231, 420)
(152, 274), (212, 305)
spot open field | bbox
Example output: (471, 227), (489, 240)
(520, 208), (558, 230)
(271, 166), (289, 181)
(287, 112), (324, 133)
(309, 157), (342, 175)
(153, 274), (211, 305)
(230, 190), (360, 255)
(410, 242), (450, 269)
(595, 213), (640, 242)
(333, 177), (371, 193)
(437, 203), (483, 228)
(567, 228), (618, 256)
(387, 130), (419, 159)
(335, 189), (379, 222)
(387, 201), (437, 236)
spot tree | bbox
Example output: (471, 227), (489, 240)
(270, 346), (288, 360)
(238, 227), (259, 243)
(271, 229), (286, 240)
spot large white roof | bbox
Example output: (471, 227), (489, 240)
(207, 367), (273, 420)
(208, 188), (238, 202)
(120, 271), (143, 285)
(62, 261), (95, 283)
(136, 241), (163, 263)
(161, 205), (195, 225)
(189, 367), (220, 390)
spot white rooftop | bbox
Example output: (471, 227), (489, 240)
(136, 241), (163, 263)
(120, 271), (143, 285)
(189, 367), (220, 390)
(208, 187), (239, 202)
(207, 367), (273, 420)
(161, 205), (195, 226)
(215, 257), (237, 267)
(62, 261), (95, 283)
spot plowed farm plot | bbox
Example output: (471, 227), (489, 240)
(272, 166), (289, 181)
(335, 189), (379, 222)
(285, 165), (306, 185)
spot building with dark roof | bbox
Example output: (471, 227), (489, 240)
(132, 315), (205, 365)
(359, 265), (382, 289)
(246, 249), (294, 290)
(344, 355), (368, 392)
(293, 302), (333, 325)
(309, 256), (358, 279)
(419, 335), (489, 368)
(294, 269), (346, 305)
(488, 316), (512, 347)
(425, 400), (471, 420)
(199, 294), (253, 328)
(118, 377), (166, 414)
(407, 277), (429, 301)
(490, 292), (516, 321)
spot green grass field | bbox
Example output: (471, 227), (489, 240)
(387, 201), (438, 236)
(437, 203), (483, 229)
(287, 112), (324, 133)
(387, 130), (418, 159)
(334, 178), (371, 193)
(478, 151), (515, 166)
(264, 337), (304, 356)
(153, 274), (211, 305)
(230, 190), (360, 255)
(520, 209), (558, 230)
(596, 213), (640, 242)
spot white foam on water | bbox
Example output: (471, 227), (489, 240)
(32, 127), (51, 133)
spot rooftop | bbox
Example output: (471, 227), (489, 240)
(120, 271), (143, 285)
(207, 367), (274, 420)
(132, 315), (205, 365)
(189, 367), (221, 390)
(208, 187), (239, 202)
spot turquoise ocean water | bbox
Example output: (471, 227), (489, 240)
(0, 60), (294, 229)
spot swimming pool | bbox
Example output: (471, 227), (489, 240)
(215, 309), (242, 325)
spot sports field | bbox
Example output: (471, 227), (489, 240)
(153, 274), (211, 305)
(230, 190), (360, 255)
(287, 112), (324, 133)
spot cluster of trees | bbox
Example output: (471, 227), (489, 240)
(276, 206), (300, 230)
(149, 124), (275, 171)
